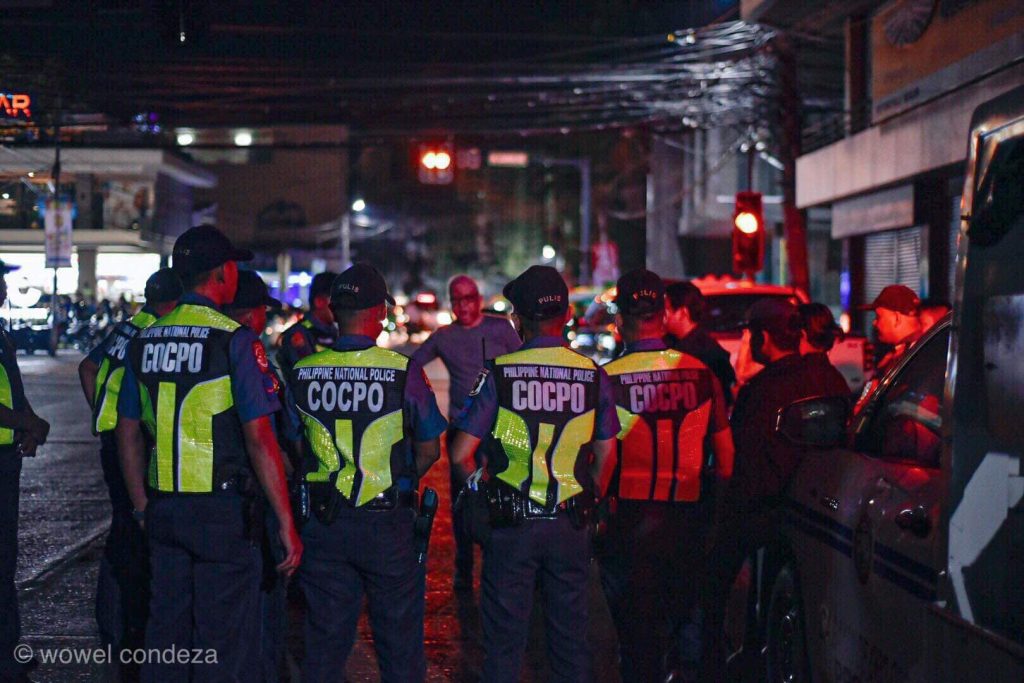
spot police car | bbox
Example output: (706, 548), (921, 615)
(746, 85), (1024, 682)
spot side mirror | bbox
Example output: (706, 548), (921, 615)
(776, 395), (850, 448)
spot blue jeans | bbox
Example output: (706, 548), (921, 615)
(480, 514), (592, 683)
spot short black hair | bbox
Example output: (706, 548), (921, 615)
(665, 281), (705, 323)
(798, 303), (842, 352)
(517, 315), (565, 339)
(179, 266), (217, 291)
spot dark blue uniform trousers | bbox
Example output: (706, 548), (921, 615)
(96, 432), (150, 656)
(299, 504), (425, 683)
(481, 514), (592, 683)
(143, 495), (261, 683)
(0, 458), (22, 681)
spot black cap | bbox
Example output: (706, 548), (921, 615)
(502, 265), (568, 320)
(743, 298), (800, 336)
(227, 270), (280, 310)
(144, 268), (183, 304)
(171, 225), (254, 277)
(615, 268), (665, 316)
(309, 271), (337, 303)
(0, 259), (20, 275)
(330, 263), (395, 310)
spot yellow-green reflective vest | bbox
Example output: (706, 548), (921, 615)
(127, 304), (248, 494)
(291, 346), (410, 506)
(0, 328), (19, 446)
(487, 346), (600, 508)
(92, 310), (158, 434)
(604, 349), (715, 502)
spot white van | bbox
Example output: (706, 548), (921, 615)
(752, 85), (1024, 681)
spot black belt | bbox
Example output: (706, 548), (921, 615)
(355, 487), (418, 512)
(523, 495), (568, 519)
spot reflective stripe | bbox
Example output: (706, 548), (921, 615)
(93, 365), (124, 433)
(177, 375), (234, 492)
(354, 411), (402, 504)
(294, 347), (408, 372)
(495, 346), (595, 369)
(0, 364), (13, 445)
(156, 304), (240, 332)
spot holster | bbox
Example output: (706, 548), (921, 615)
(290, 479), (310, 530)
(566, 493), (596, 531)
(455, 481), (492, 545)
(231, 470), (264, 546)
(309, 473), (343, 526)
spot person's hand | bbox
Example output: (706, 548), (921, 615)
(16, 432), (39, 458)
(26, 413), (50, 445)
(276, 521), (303, 577)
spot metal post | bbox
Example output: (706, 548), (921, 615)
(579, 159), (592, 285)
(340, 211), (351, 268)
(48, 113), (62, 356)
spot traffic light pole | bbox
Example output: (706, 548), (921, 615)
(775, 35), (811, 294)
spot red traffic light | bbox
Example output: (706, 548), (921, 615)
(417, 143), (454, 184)
(732, 191), (764, 276)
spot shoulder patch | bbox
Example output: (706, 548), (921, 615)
(290, 331), (308, 349)
(253, 341), (271, 374)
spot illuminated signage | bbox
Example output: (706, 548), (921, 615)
(0, 92), (32, 120)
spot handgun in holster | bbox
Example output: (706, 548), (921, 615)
(309, 472), (343, 526)
(566, 493), (597, 531)
(413, 487), (439, 564)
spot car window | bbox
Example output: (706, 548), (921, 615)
(704, 294), (799, 332)
(862, 326), (950, 466)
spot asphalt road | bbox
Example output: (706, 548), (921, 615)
(11, 350), (620, 682)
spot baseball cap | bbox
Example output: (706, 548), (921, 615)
(171, 225), (254, 277)
(857, 285), (920, 315)
(330, 263), (395, 310)
(309, 271), (338, 303)
(227, 270), (280, 310)
(615, 268), (665, 316)
(0, 259), (20, 274)
(743, 298), (801, 336)
(502, 265), (568, 320)
(143, 268), (183, 304)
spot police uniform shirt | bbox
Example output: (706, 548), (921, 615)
(454, 335), (621, 493)
(608, 338), (729, 502)
(278, 314), (338, 376)
(0, 321), (28, 463)
(268, 356), (303, 443)
(118, 293), (281, 430)
(291, 334), (447, 501)
(87, 306), (160, 433)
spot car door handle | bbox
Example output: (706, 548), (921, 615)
(896, 506), (931, 538)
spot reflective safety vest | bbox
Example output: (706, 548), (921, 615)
(299, 318), (336, 353)
(127, 304), (248, 494)
(0, 327), (18, 446)
(92, 310), (158, 434)
(486, 346), (600, 507)
(291, 346), (411, 506)
(604, 348), (716, 502)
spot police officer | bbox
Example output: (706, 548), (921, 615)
(77, 268), (181, 673)
(224, 270), (302, 683)
(449, 265), (620, 683)
(290, 263), (446, 683)
(116, 225), (302, 682)
(277, 271), (338, 378)
(599, 269), (734, 682)
(702, 299), (849, 676)
(0, 259), (50, 683)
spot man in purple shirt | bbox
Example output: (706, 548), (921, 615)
(412, 274), (520, 589)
